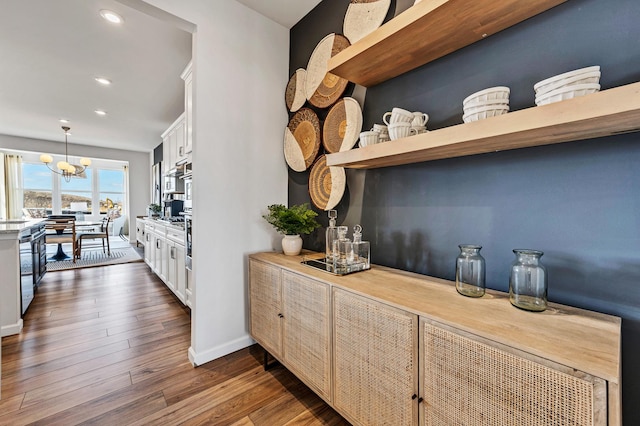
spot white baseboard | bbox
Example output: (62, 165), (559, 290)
(188, 334), (254, 367)
(1, 318), (23, 337)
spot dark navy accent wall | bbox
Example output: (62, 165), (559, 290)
(290, 0), (640, 421)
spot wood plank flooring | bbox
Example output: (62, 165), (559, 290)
(0, 262), (348, 425)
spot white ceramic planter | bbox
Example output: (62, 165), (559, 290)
(282, 234), (303, 256)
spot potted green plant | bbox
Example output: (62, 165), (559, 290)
(148, 203), (161, 217)
(262, 203), (321, 255)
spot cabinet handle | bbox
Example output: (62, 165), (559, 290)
(412, 394), (417, 400)
(278, 313), (284, 318)
(179, 146), (184, 156)
(171, 247), (175, 259)
(418, 397), (424, 404)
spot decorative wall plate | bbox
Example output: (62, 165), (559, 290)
(305, 33), (351, 109)
(323, 97), (363, 153)
(284, 108), (321, 172)
(343, 0), (391, 44)
(309, 155), (346, 211)
(285, 68), (307, 112)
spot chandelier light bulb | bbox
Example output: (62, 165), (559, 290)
(57, 161), (70, 171)
(80, 158), (92, 167)
(40, 154), (53, 164)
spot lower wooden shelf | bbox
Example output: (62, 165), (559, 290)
(326, 82), (640, 169)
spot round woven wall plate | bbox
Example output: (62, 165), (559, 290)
(305, 34), (351, 109)
(309, 155), (346, 211)
(285, 68), (307, 112)
(284, 108), (321, 172)
(323, 97), (363, 153)
(343, 0), (391, 44)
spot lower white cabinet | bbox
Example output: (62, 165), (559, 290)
(248, 252), (621, 426)
(142, 219), (188, 307)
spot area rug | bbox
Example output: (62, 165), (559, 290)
(46, 246), (143, 271)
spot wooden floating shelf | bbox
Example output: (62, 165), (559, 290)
(328, 0), (568, 87)
(326, 82), (640, 169)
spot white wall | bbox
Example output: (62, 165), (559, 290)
(0, 133), (152, 235)
(138, 0), (289, 365)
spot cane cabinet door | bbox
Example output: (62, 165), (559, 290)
(333, 288), (419, 426)
(420, 319), (607, 426)
(249, 260), (282, 358)
(282, 270), (332, 401)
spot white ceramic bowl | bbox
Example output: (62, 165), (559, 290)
(464, 99), (509, 110)
(533, 66), (600, 92)
(463, 106), (509, 123)
(535, 71), (601, 96)
(535, 83), (600, 106)
(463, 104), (509, 115)
(463, 86), (510, 106)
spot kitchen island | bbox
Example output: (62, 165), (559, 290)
(0, 219), (46, 337)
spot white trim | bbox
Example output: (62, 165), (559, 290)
(187, 334), (254, 366)
(1, 318), (23, 337)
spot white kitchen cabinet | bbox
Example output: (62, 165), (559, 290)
(135, 217), (145, 247)
(166, 226), (186, 304)
(161, 113), (185, 174)
(180, 61), (193, 155)
(174, 119), (187, 165)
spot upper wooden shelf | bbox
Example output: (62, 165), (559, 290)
(326, 82), (640, 169)
(328, 0), (568, 87)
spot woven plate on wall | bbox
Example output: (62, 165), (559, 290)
(343, 0), (391, 44)
(285, 68), (307, 113)
(309, 155), (346, 211)
(305, 34), (351, 109)
(323, 97), (363, 153)
(284, 108), (321, 172)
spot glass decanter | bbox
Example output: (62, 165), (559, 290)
(350, 224), (370, 271)
(325, 210), (338, 263)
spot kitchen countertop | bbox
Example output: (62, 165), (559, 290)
(0, 219), (46, 235)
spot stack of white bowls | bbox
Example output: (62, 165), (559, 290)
(463, 86), (510, 123)
(535, 66), (601, 106)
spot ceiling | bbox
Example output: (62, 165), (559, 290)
(235, 0), (322, 28)
(0, 0), (192, 153)
(0, 0), (320, 154)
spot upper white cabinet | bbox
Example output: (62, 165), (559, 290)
(162, 113), (186, 175)
(180, 61), (193, 157)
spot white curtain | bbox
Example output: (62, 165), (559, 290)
(5, 154), (23, 219)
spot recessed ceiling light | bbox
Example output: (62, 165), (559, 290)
(94, 77), (112, 85)
(100, 10), (123, 24)
(59, 119), (69, 123)
(94, 110), (107, 116)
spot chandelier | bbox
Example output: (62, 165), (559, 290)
(39, 126), (91, 182)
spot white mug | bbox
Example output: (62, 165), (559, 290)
(383, 107), (414, 126)
(359, 131), (380, 147)
(371, 123), (388, 134)
(411, 112), (429, 127)
(388, 122), (417, 140)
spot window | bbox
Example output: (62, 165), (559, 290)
(22, 163), (53, 212)
(18, 153), (128, 220)
(61, 170), (93, 213)
(98, 169), (125, 215)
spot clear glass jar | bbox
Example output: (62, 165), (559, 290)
(455, 245), (486, 297)
(509, 249), (547, 312)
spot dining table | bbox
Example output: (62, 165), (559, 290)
(48, 220), (103, 261)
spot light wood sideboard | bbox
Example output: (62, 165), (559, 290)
(248, 252), (621, 426)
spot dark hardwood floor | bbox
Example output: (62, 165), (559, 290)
(0, 262), (348, 425)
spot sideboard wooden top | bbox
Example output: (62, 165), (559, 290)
(249, 251), (621, 384)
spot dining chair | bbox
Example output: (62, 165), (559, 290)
(45, 216), (78, 263)
(76, 217), (111, 257)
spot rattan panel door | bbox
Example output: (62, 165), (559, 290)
(333, 288), (419, 426)
(421, 319), (607, 426)
(282, 271), (332, 401)
(249, 260), (282, 358)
